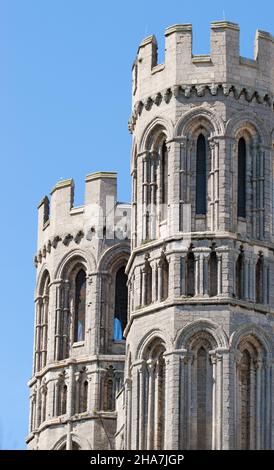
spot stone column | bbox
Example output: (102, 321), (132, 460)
(250, 359), (256, 449)
(150, 155), (157, 239)
(34, 296), (42, 372)
(129, 363), (139, 450)
(141, 269), (146, 307)
(146, 360), (155, 449)
(255, 358), (262, 449)
(263, 260), (269, 305)
(125, 377), (132, 450)
(211, 349), (229, 450)
(216, 353), (223, 450)
(194, 252), (200, 296)
(41, 294), (49, 368)
(243, 254), (250, 301)
(62, 280), (70, 359)
(153, 360), (160, 449)
(138, 361), (146, 450)
(180, 253), (187, 296)
(249, 254), (256, 302)
(211, 355), (217, 449)
(157, 262), (162, 302)
(265, 358), (271, 449)
(216, 253), (223, 295)
(54, 281), (63, 360)
(203, 251), (210, 296)
(35, 378), (41, 429)
(152, 261), (158, 303)
(164, 349), (187, 450)
(132, 168), (137, 248)
(142, 155), (149, 241)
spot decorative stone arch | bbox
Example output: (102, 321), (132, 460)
(226, 112), (270, 240)
(97, 243), (130, 349)
(55, 248), (96, 280)
(51, 433), (92, 450)
(175, 319), (228, 351)
(51, 435), (67, 450)
(135, 328), (172, 360)
(38, 269), (50, 296)
(36, 263), (51, 293)
(225, 111), (269, 147)
(174, 106), (225, 138)
(174, 107), (224, 232)
(138, 117), (172, 240)
(139, 116), (174, 154)
(176, 319), (228, 450)
(98, 243), (130, 275)
(52, 251), (92, 360)
(230, 323), (273, 450)
(34, 266), (51, 373)
(229, 323), (273, 355)
(134, 331), (168, 450)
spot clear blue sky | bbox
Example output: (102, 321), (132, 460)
(0, 0), (273, 450)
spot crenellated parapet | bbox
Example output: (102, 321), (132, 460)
(35, 172), (131, 267)
(129, 22), (274, 132)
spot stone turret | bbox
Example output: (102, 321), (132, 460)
(122, 22), (274, 450)
(28, 172), (130, 450)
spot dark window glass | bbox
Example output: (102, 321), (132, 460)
(256, 258), (263, 304)
(186, 252), (195, 297)
(238, 138), (246, 218)
(236, 254), (244, 299)
(209, 252), (218, 297)
(104, 378), (115, 411)
(196, 134), (207, 215)
(113, 267), (128, 340)
(144, 263), (152, 306)
(74, 270), (86, 342)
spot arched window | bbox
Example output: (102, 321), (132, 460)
(35, 271), (50, 372)
(30, 393), (36, 432)
(196, 134), (207, 215)
(56, 378), (67, 417)
(209, 251), (218, 297)
(74, 269), (86, 342)
(113, 267), (128, 341)
(75, 369), (88, 414)
(144, 261), (152, 306)
(82, 381), (88, 413)
(160, 257), (169, 301)
(160, 141), (168, 220)
(255, 256), (263, 304)
(155, 351), (166, 449)
(184, 334), (214, 450)
(238, 349), (251, 449)
(236, 252), (244, 299)
(237, 137), (246, 218)
(186, 251), (195, 297)
(103, 367), (116, 411)
(236, 336), (268, 450)
(140, 340), (166, 450)
(41, 384), (47, 423)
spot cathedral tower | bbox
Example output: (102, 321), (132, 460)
(121, 22), (274, 450)
(27, 174), (131, 449)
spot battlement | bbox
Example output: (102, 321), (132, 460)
(132, 21), (274, 106)
(36, 172), (131, 251)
